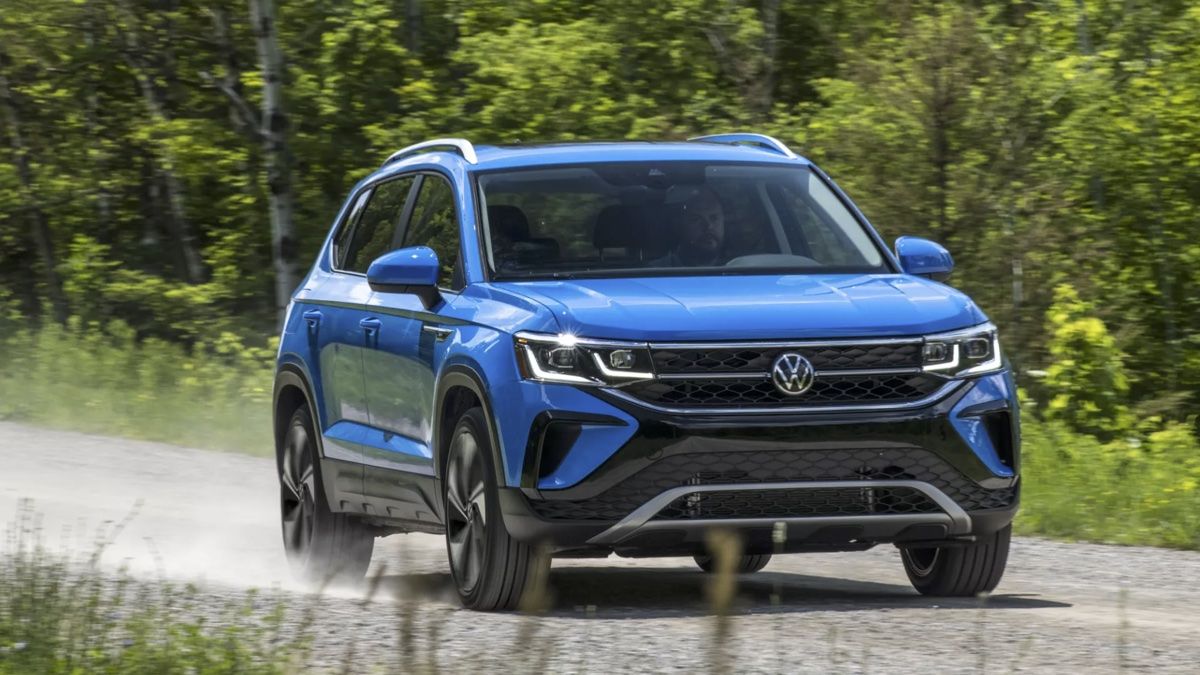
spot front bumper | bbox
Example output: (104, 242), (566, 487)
(499, 372), (1019, 556)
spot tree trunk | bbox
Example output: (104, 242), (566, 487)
(210, 6), (249, 132)
(406, 0), (422, 53)
(116, 0), (206, 284)
(250, 0), (299, 328)
(0, 63), (68, 323)
(758, 0), (780, 120)
(85, 0), (114, 237)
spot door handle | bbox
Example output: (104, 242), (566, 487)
(359, 317), (382, 334)
(422, 325), (453, 341)
(302, 309), (323, 329)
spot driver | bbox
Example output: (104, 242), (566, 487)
(653, 187), (726, 267)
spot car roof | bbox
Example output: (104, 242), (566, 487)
(468, 140), (812, 171)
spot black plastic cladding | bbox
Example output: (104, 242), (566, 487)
(529, 447), (1017, 521)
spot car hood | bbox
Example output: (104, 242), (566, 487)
(495, 274), (987, 341)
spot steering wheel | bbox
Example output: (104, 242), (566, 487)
(723, 253), (820, 268)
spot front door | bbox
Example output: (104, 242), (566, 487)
(361, 172), (463, 521)
(316, 174), (418, 497)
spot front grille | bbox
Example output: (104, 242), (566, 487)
(631, 340), (939, 410)
(651, 343), (922, 375)
(530, 447), (1016, 520)
(655, 486), (940, 520)
(623, 373), (944, 408)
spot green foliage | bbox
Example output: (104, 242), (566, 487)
(1, 0), (1195, 423)
(1019, 412), (1200, 550)
(1042, 284), (1131, 435)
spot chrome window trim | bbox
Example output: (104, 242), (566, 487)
(602, 379), (964, 415)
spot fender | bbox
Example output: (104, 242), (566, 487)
(273, 364), (321, 454)
(434, 363), (508, 488)
(273, 364), (347, 509)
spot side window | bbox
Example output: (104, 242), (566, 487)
(332, 190), (372, 269)
(340, 175), (416, 274)
(402, 174), (461, 289)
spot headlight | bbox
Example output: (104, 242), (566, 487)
(921, 322), (1003, 376)
(514, 332), (655, 385)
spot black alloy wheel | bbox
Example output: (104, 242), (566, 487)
(901, 523), (1011, 596)
(443, 407), (541, 610)
(280, 413), (318, 567)
(445, 424), (489, 595)
(279, 405), (374, 585)
(694, 552), (773, 574)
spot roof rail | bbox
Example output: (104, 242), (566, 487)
(687, 133), (798, 159)
(382, 138), (478, 167)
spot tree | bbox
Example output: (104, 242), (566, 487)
(250, 0), (298, 327)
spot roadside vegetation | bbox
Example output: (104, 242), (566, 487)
(5, 509), (1037, 674)
(0, 301), (273, 455)
(0, 506), (309, 674)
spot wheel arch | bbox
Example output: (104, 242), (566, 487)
(273, 364), (325, 467)
(434, 364), (507, 486)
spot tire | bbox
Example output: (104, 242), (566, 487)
(279, 404), (374, 586)
(901, 524), (1011, 596)
(443, 407), (542, 611)
(694, 552), (772, 574)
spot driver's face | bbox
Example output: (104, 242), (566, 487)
(680, 191), (725, 252)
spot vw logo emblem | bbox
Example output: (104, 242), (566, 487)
(771, 353), (815, 396)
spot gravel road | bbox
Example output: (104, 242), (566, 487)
(2, 421), (1198, 673)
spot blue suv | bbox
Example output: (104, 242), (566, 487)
(272, 134), (1019, 610)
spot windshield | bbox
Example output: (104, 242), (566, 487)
(477, 162), (889, 280)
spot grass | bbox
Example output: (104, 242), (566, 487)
(2, 321), (1199, 550)
(0, 504), (312, 674)
(0, 503), (747, 674)
(1017, 413), (1200, 549)
(0, 319), (273, 455)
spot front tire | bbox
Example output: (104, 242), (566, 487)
(279, 405), (374, 586)
(901, 524), (1011, 596)
(444, 407), (541, 611)
(694, 553), (772, 574)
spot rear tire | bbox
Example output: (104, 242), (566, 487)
(901, 524), (1011, 596)
(279, 405), (374, 586)
(694, 552), (772, 574)
(444, 407), (542, 611)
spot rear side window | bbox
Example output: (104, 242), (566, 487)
(339, 175), (416, 273)
(402, 175), (461, 289)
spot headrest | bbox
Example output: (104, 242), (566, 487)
(487, 205), (531, 241)
(593, 205), (641, 249)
